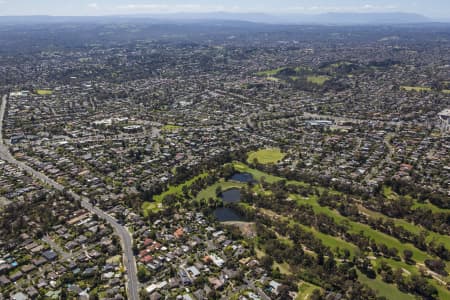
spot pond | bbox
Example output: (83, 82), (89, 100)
(213, 207), (245, 222)
(221, 188), (241, 204)
(230, 172), (255, 183)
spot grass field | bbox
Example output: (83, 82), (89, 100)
(266, 76), (280, 82)
(36, 89), (53, 95)
(247, 148), (285, 164)
(401, 86), (432, 92)
(162, 124), (182, 131)
(256, 67), (286, 76)
(306, 75), (330, 85)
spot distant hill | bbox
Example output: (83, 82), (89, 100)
(135, 12), (433, 25)
(0, 12), (435, 25)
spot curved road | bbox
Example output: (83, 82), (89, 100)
(0, 95), (139, 300)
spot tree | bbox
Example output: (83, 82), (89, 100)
(403, 249), (414, 264)
(260, 255), (273, 270)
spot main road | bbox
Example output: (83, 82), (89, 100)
(0, 95), (139, 300)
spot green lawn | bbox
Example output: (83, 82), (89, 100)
(306, 75), (330, 85)
(247, 148), (285, 165)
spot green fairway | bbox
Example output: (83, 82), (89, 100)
(357, 271), (415, 300)
(296, 282), (321, 300)
(294, 66), (312, 72)
(196, 180), (244, 201)
(266, 76), (280, 82)
(383, 185), (449, 214)
(256, 67), (286, 76)
(233, 162), (283, 183)
(292, 195), (450, 276)
(306, 75), (330, 85)
(141, 201), (162, 216)
(253, 203), (359, 257)
(358, 205), (450, 248)
(247, 148), (285, 164)
(142, 172), (208, 215)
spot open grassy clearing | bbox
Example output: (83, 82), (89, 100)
(266, 76), (280, 82)
(161, 124), (182, 131)
(35, 89), (53, 95)
(256, 67), (287, 76)
(357, 270), (415, 300)
(306, 75), (330, 85)
(411, 201), (450, 213)
(247, 148), (285, 164)
(294, 66), (313, 72)
(401, 86), (432, 92)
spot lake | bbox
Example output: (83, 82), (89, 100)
(221, 188), (241, 203)
(213, 207), (244, 222)
(230, 172), (255, 183)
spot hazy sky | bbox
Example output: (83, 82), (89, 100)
(0, 0), (449, 18)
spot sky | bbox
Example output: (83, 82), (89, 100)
(0, 0), (449, 19)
